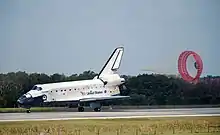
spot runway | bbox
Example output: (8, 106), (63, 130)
(0, 108), (220, 122)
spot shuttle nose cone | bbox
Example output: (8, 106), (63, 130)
(17, 99), (24, 108)
(17, 99), (23, 105)
(17, 93), (33, 106)
(17, 97), (25, 108)
(17, 95), (26, 107)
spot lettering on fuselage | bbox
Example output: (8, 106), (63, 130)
(81, 90), (103, 96)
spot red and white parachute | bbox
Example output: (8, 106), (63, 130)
(178, 51), (203, 83)
(141, 50), (203, 83)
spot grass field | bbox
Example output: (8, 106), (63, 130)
(0, 116), (220, 135)
(0, 107), (55, 113)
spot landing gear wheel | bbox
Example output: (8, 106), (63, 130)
(94, 108), (101, 112)
(26, 109), (31, 113)
(78, 106), (84, 112)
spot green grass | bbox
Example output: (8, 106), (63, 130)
(0, 107), (55, 113)
(0, 116), (220, 135)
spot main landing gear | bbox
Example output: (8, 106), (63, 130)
(77, 106), (101, 112)
(94, 107), (101, 112)
(78, 106), (84, 112)
(77, 102), (102, 112)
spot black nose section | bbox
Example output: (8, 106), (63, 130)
(17, 94), (34, 107)
(17, 95), (25, 105)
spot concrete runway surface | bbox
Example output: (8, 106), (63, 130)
(0, 108), (220, 122)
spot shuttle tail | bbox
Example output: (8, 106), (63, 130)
(97, 47), (124, 78)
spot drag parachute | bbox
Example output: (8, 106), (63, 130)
(178, 51), (203, 83)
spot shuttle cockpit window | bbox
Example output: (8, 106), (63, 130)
(31, 86), (37, 90)
(31, 86), (42, 91)
(36, 87), (42, 91)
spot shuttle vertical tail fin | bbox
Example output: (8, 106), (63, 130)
(97, 47), (124, 78)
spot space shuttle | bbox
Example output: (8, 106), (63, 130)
(17, 47), (130, 113)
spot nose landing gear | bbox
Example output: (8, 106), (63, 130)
(26, 109), (31, 113)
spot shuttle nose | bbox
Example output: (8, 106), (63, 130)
(17, 99), (23, 105)
(17, 93), (34, 107)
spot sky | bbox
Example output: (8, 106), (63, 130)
(0, 0), (219, 77)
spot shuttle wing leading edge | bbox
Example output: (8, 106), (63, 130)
(79, 95), (130, 102)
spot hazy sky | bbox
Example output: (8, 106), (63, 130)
(0, 0), (219, 76)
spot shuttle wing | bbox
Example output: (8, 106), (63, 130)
(79, 95), (130, 102)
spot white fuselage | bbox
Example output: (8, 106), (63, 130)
(27, 74), (124, 103)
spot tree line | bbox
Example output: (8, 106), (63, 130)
(0, 71), (220, 108)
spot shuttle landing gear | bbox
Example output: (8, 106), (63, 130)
(78, 106), (84, 112)
(77, 103), (85, 112)
(26, 109), (31, 113)
(77, 102), (102, 112)
(90, 102), (102, 112)
(94, 108), (101, 112)
(24, 106), (31, 113)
